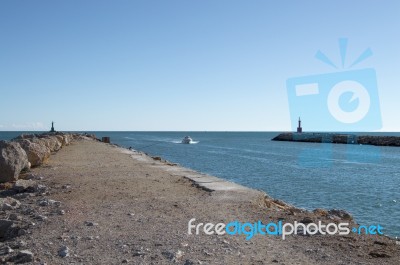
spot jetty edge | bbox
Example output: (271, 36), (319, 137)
(272, 132), (400, 146)
(0, 132), (97, 183)
(0, 133), (399, 264)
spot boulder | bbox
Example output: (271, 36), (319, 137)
(12, 134), (36, 140)
(16, 139), (50, 167)
(55, 135), (65, 146)
(36, 137), (61, 152)
(0, 141), (29, 183)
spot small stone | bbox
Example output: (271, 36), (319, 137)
(13, 193), (33, 200)
(175, 250), (184, 260)
(128, 213), (135, 216)
(17, 229), (27, 236)
(1, 197), (21, 210)
(14, 240), (27, 249)
(11, 250), (34, 263)
(36, 184), (47, 194)
(58, 246), (70, 258)
(49, 200), (61, 207)
(369, 251), (391, 258)
(84, 221), (99, 227)
(0, 219), (14, 238)
(36, 215), (48, 221)
(0, 246), (14, 256)
(9, 214), (22, 221)
(2, 204), (14, 210)
(122, 259), (129, 263)
(37, 199), (49, 207)
(300, 217), (313, 224)
(13, 179), (37, 193)
(58, 210), (66, 215)
(133, 249), (145, 257)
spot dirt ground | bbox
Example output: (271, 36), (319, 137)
(2, 138), (400, 264)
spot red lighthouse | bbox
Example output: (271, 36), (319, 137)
(297, 117), (302, 133)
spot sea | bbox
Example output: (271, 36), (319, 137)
(1, 131), (400, 238)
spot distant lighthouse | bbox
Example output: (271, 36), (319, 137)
(50, 121), (56, 133)
(297, 117), (302, 133)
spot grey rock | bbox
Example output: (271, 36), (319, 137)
(17, 229), (27, 236)
(35, 215), (48, 221)
(2, 203), (14, 210)
(35, 184), (47, 194)
(37, 199), (49, 207)
(0, 197), (21, 210)
(84, 221), (99, 226)
(11, 240), (27, 249)
(37, 198), (60, 207)
(184, 260), (196, 265)
(47, 199), (61, 206)
(0, 219), (14, 238)
(0, 245), (14, 256)
(13, 193), (34, 200)
(328, 209), (353, 220)
(58, 246), (70, 257)
(9, 214), (22, 221)
(13, 179), (37, 193)
(11, 250), (34, 263)
(162, 250), (184, 262)
(58, 210), (66, 215)
(0, 141), (29, 183)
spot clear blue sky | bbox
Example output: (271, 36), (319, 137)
(0, 0), (399, 131)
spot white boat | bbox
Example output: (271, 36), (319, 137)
(182, 136), (194, 144)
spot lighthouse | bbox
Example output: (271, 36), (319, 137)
(297, 117), (302, 133)
(50, 121), (56, 133)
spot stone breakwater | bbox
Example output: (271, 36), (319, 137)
(1, 136), (399, 263)
(0, 133), (98, 183)
(272, 132), (400, 147)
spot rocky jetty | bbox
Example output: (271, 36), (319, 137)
(0, 133), (98, 183)
(272, 132), (400, 147)
(1, 135), (399, 264)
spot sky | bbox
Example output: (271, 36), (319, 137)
(0, 0), (399, 131)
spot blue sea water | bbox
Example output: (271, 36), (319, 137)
(1, 131), (400, 238)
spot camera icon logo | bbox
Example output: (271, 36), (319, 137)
(287, 39), (382, 132)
